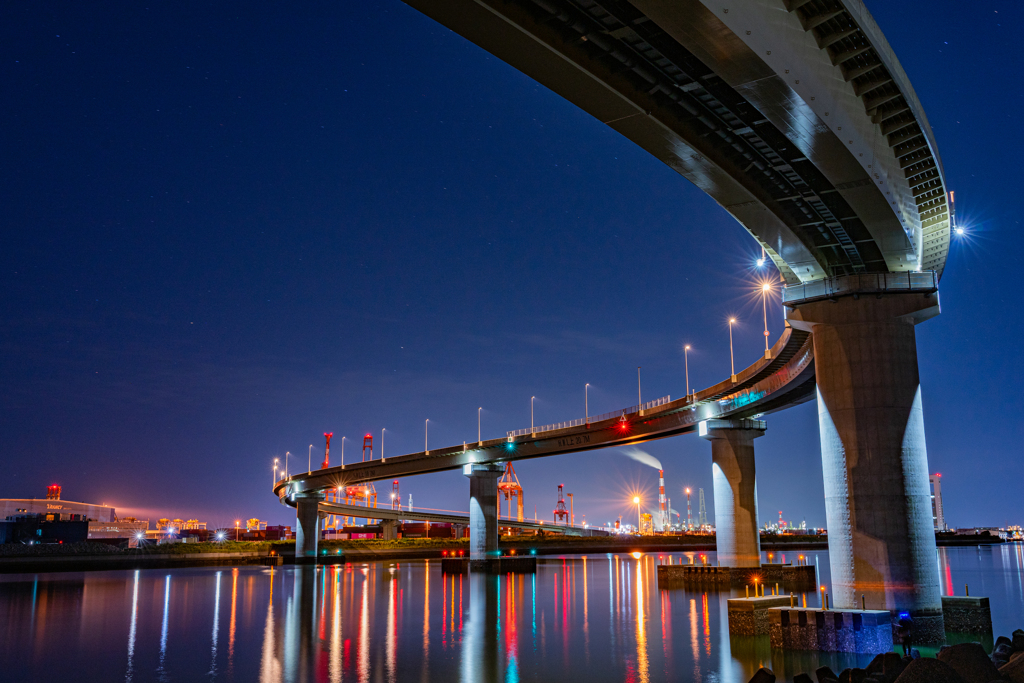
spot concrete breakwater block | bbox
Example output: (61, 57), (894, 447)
(728, 596), (794, 635)
(657, 563), (816, 590)
(441, 557), (537, 574)
(941, 596), (993, 635)
(767, 608), (892, 654)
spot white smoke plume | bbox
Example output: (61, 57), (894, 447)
(620, 447), (662, 471)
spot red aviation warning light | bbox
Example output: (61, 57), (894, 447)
(46, 485), (61, 500)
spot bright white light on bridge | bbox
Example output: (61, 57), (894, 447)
(955, 227), (965, 236)
(756, 258), (765, 267)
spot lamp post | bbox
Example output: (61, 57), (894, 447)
(728, 318), (737, 382)
(341, 437), (345, 468)
(585, 384), (590, 423)
(235, 520), (240, 541)
(425, 419), (429, 453)
(478, 407), (482, 445)
(633, 496), (641, 532)
(684, 345), (691, 400)
(308, 444), (313, 474)
(637, 367), (642, 406)
(381, 428), (386, 462)
(273, 458), (278, 485)
(531, 396), (535, 432)
(762, 283), (772, 359)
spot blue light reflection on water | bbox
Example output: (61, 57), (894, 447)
(0, 547), (1021, 683)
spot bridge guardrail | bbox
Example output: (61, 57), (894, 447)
(782, 271), (937, 304)
(507, 396), (670, 438)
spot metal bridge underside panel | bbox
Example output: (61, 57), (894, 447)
(401, 0), (949, 282)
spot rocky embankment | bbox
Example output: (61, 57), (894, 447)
(745, 628), (1024, 683)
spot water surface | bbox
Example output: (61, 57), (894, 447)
(1, 546), (1021, 683)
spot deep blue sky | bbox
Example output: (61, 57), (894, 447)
(1, 2), (1020, 530)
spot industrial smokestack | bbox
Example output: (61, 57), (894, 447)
(659, 469), (666, 530)
(686, 488), (692, 530)
(323, 432), (333, 469)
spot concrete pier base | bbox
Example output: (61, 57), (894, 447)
(728, 595), (794, 635)
(788, 292), (944, 642)
(768, 607), (893, 654)
(699, 419), (766, 568)
(657, 563), (816, 590)
(294, 493), (324, 563)
(465, 463), (504, 571)
(442, 556), (537, 574)
(942, 596), (993, 635)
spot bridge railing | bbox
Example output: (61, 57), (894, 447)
(507, 396), (671, 438)
(782, 271), (937, 304)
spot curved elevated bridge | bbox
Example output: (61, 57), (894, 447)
(275, 324), (812, 500)
(277, 0), (952, 634)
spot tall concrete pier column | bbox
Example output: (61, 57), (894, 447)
(294, 493), (324, 563)
(788, 290), (943, 641)
(464, 463), (504, 570)
(700, 419), (766, 568)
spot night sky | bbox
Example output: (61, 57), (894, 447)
(2, 2), (1020, 531)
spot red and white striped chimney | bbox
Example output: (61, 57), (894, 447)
(658, 469), (666, 529)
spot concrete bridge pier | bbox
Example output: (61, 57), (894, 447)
(294, 493), (324, 563)
(381, 519), (398, 541)
(465, 463), (504, 570)
(788, 292), (944, 642)
(700, 419), (765, 568)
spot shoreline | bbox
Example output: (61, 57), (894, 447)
(0, 536), (1012, 574)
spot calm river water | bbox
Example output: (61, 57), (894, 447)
(1, 546), (1022, 683)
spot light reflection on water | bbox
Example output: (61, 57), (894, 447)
(0, 547), (1021, 683)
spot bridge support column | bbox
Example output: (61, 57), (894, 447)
(788, 292), (943, 642)
(700, 419), (765, 568)
(464, 463), (504, 570)
(381, 519), (399, 541)
(294, 493), (324, 563)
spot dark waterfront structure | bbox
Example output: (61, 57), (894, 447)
(276, 0), (951, 641)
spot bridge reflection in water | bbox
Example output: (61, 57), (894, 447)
(2, 546), (1023, 683)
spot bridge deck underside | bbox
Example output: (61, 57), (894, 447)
(402, 0), (946, 281)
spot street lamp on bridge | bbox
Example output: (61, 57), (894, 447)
(728, 318), (737, 383)
(585, 383), (590, 423)
(425, 419), (429, 454)
(684, 345), (691, 400)
(762, 283), (773, 360)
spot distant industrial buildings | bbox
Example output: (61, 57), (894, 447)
(1, 485), (116, 523)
